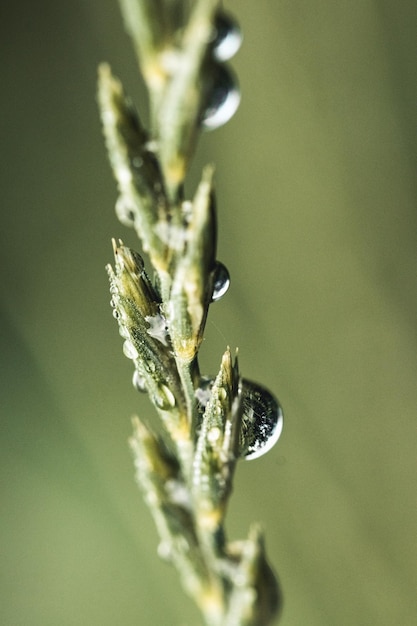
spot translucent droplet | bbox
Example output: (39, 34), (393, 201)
(132, 370), (147, 393)
(109, 283), (118, 296)
(201, 64), (240, 131)
(240, 380), (283, 460)
(157, 541), (173, 562)
(119, 325), (130, 339)
(115, 195), (135, 227)
(153, 384), (176, 410)
(196, 376), (283, 460)
(211, 11), (242, 62)
(211, 261), (230, 302)
(207, 426), (222, 443)
(112, 308), (120, 319)
(123, 339), (138, 360)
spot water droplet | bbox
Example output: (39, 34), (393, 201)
(112, 308), (120, 319)
(115, 195), (136, 227)
(196, 376), (283, 460)
(240, 380), (283, 460)
(132, 370), (147, 393)
(211, 11), (242, 62)
(157, 541), (173, 562)
(207, 426), (222, 443)
(119, 325), (130, 339)
(123, 339), (138, 360)
(211, 262), (230, 301)
(153, 384), (176, 410)
(201, 64), (240, 131)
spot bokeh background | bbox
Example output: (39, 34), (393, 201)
(2, 1), (417, 624)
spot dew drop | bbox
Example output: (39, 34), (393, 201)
(123, 339), (138, 360)
(211, 261), (230, 301)
(207, 426), (222, 443)
(240, 380), (283, 460)
(157, 541), (173, 563)
(195, 376), (283, 460)
(115, 195), (136, 227)
(112, 308), (120, 320)
(201, 64), (240, 131)
(153, 384), (176, 410)
(132, 369), (147, 393)
(211, 11), (242, 62)
(119, 325), (130, 339)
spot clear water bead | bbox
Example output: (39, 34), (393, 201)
(240, 380), (283, 460)
(212, 11), (242, 62)
(153, 384), (176, 410)
(196, 376), (283, 460)
(122, 339), (138, 360)
(132, 369), (147, 393)
(119, 325), (130, 339)
(211, 261), (230, 301)
(201, 64), (240, 131)
(157, 541), (173, 563)
(115, 195), (136, 227)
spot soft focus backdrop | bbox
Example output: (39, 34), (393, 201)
(2, 1), (417, 624)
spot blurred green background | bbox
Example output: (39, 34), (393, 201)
(2, 1), (417, 624)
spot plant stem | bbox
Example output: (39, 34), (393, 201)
(98, 1), (283, 624)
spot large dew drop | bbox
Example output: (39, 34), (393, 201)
(153, 384), (176, 410)
(211, 11), (242, 62)
(195, 376), (283, 460)
(240, 380), (283, 460)
(211, 261), (230, 302)
(201, 64), (240, 131)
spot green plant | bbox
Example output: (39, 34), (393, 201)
(98, 1), (283, 624)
